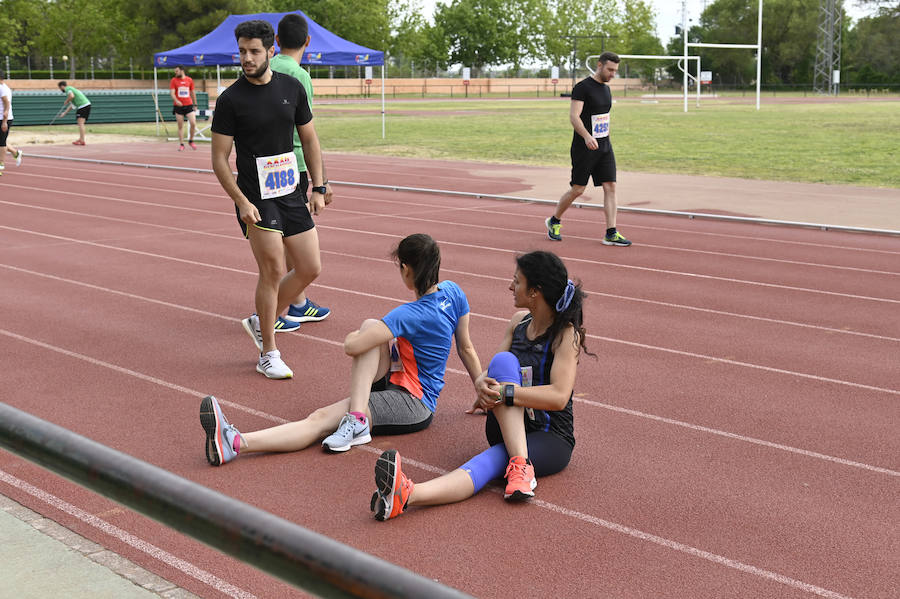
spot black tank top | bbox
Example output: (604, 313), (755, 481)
(507, 315), (575, 448)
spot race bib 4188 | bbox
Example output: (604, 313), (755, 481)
(256, 152), (299, 200)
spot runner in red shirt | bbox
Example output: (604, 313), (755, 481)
(169, 65), (198, 151)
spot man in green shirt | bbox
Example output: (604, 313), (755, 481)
(270, 13), (333, 329)
(58, 81), (91, 146)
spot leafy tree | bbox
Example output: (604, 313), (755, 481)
(434, 0), (518, 71)
(126, 0), (260, 66)
(269, 0), (392, 51)
(540, 0), (621, 72)
(25, 0), (131, 78)
(615, 0), (664, 80)
(667, 0), (821, 86)
(844, 5), (900, 83)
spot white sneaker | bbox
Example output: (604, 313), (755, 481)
(257, 350), (293, 379)
(15, 151), (22, 167)
(241, 314), (263, 352)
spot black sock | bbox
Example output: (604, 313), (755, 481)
(550, 216), (561, 225)
(606, 227), (616, 236)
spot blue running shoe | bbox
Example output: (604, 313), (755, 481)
(200, 395), (242, 466)
(274, 316), (300, 333)
(286, 299), (331, 323)
(545, 217), (562, 241)
(322, 413), (371, 452)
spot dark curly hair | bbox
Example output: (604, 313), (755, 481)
(516, 250), (593, 357)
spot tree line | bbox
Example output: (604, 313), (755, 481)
(1, 0), (897, 84)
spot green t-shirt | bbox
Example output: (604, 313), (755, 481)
(270, 53), (314, 173)
(65, 86), (90, 108)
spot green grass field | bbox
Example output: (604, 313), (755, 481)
(25, 98), (899, 187)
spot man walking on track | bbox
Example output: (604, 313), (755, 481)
(0, 75), (24, 176)
(269, 12), (333, 331)
(169, 65), (198, 151)
(545, 51), (631, 247)
(57, 81), (91, 146)
(211, 19), (328, 380)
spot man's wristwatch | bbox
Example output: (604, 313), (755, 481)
(502, 384), (515, 406)
(311, 185), (327, 195)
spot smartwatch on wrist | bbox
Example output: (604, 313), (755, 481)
(502, 384), (515, 406)
(311, 185), (327, 195)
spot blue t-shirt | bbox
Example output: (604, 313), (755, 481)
(381, 281), (470, 412)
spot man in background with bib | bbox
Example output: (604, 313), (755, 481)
(169, 65), (198, 151)
(545, 51), (631, 247)
(211, 19), (328, 380)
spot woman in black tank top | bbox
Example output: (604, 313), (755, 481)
(370, 251), (595, 521)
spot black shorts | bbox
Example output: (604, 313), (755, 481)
(172, 104), (194, 116)
(75, 105), (91, 121)
(570, 143), (616, 187)
(0, 120), (10, 146)
(237, 186), (314, 239)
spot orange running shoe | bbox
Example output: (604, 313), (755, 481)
(504, 456), (536, 500)
(371, 449), (414, 521)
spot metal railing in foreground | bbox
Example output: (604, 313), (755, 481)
(0, 402), (471, 599)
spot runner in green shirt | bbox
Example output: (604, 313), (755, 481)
(58, 81), (92, 146)
(270, 13), (334, 328)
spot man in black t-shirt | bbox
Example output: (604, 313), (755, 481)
(545, 51), (631, 246)
(211, 19), (329, 379)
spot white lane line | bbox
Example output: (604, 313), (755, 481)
(573, 397), (900, 477)
(0, 337), (863, 599)
(0, 470), (257, 599)
(2, 300), (897, 477)
(22, 153), (900, 255)
(3, 257), (898, 395)
(7, 181), (898, 276)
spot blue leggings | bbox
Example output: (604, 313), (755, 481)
(459, 353), (573, 493)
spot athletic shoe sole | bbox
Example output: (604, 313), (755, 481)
(241, 316), (264, 352)
(199, 395), (225, 466)
(602, 239), (632, 247)
(323, 431), (372, 453)
(372, 449), (401, 520)
(504, 477), (537, 501)
(284, 309), (331, 323)
(256, 362), (293, 379)
(273, 318), (301, 333)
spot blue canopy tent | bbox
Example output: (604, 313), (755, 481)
(152, 10), (386, 137)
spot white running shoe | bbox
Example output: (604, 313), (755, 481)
(241, 314), (263, 352)
(15, 151), (22, 167)
(257, 350), (293, 379)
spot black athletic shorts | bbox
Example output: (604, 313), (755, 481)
(0, 120), (10, 146)
(237, 186), (314, 238)
(172, 104), (194, 116)
(570, 143), (616, 187)
(76, 105), (91, 121)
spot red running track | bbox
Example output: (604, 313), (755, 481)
(1, 144), (898, 599)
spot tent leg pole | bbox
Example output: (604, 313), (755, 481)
(381, 65), (385, 139)
(154, 67), (159, 135)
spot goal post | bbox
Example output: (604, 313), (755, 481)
(684, 0), (763, 111)
(585, 54), (702, 108)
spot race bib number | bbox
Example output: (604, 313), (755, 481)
(177, 86), (190, 98)
(520, 366), (536, 421)
(256, 152), (299, 200)
(591, 113), (610, 138)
